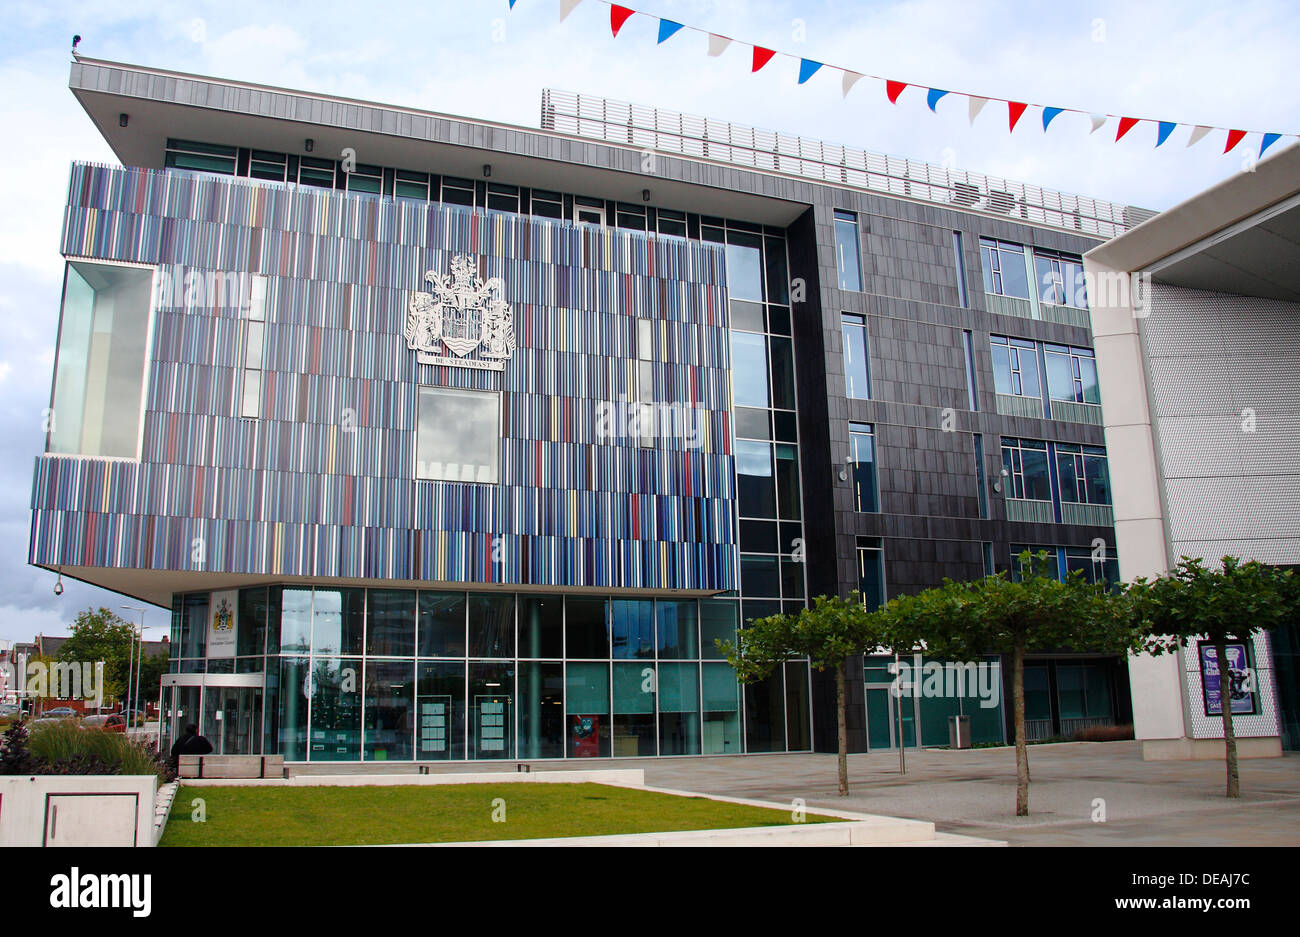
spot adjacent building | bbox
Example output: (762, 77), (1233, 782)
(1084, 144), (1300, 758)
(29, 57), (1152, 761)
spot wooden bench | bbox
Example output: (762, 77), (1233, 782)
(178, 755), (285, 779)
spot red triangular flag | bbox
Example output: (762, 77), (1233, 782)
(1116, 117), (1139, 141)
(885, 80), (907, 103)
(1224, 129), (1247, 154)
(752, 46), (776, 72)
(610, 5), (634, 36)
(1008, 101), (1028, 131)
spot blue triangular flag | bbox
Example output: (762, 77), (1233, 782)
(657, 19), (683, 44)
(1042, 107), (1064, 131)
(798, 59), (822, 84)
(1260, 132), (1282, 157)
(1155, 121), (1176, 147)
(926, 88), (949, 112)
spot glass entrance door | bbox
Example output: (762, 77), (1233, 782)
(202, 686), (263, 754)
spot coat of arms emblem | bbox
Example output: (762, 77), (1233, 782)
(212, 598), (234, 633)
(404, 255), (515, 371)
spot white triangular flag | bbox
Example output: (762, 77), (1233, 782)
(968, 96), (988, 125)
(842, 71), (864, 98)
(560, 0), (583, 21)
(708, 33), (731, 57)
(1088, 114), (1107, 134)
(1186, 125), (1212, 148)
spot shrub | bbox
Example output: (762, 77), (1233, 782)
(3, 718), (174, 784)
(0, 720), (38, 774)
(1073, 723), (1135, 743)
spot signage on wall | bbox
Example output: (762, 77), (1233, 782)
(404, 255), (515, 371)
(207, 590), (238, 659)
(1198, 641), (1256, 717)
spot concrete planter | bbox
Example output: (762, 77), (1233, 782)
(0, 774), (158, 847)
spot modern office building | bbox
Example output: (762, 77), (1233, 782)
(30, 57), (1151, 762)
(1084, 144), (1300, 759)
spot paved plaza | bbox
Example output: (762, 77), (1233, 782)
(291, 741), (1300, 846)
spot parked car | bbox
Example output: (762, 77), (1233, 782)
(27, 717), (65, 729)
(42, 707), (78, 718)
(0, 703), (21, 719)
(82, 713), (127, 733)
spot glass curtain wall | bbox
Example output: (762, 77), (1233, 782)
(708, 218), (812, 754)
(171, 589), (749, 761)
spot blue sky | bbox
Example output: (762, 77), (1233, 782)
(1, 0), (1297, 643)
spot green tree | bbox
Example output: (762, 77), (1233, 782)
(56, 608), (138, 706)
(877, 551), (1139, 816)
(137, 648), (171, 710)
(719, 593), (901, 796)
(1127, 556), (1298, 798)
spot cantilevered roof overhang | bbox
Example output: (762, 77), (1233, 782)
(69, 56), (809, 228)
(1085, 143), (1300, 301)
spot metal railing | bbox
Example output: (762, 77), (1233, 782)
(541, 89), (1155, 238)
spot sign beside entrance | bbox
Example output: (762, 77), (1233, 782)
(207, 590), (239, 659)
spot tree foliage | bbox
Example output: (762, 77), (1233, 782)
(719, 593), (903, 795)
(1127, 556), (1298, 797)
(56, 607), (138, 705)
(876, 551), (1143, 816)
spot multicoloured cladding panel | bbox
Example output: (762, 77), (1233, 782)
(31, 163), (736, 590)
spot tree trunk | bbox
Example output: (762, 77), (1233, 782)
(1013, 640), (1029, 816)
(1216, 638), (1241, 798)
(836, 660), (849, 796)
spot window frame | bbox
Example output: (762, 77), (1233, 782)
(841, 312), (871, 400)
(1000, 437), (1051, 502)
(47, 256), (160, 463)
(413, 385), (503, 485)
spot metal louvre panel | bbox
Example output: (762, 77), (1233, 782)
(541, 89), (1143, 237)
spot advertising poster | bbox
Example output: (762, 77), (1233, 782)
(1198, 642), (1255, 717)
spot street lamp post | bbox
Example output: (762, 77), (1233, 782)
(121, 606), (146, 729)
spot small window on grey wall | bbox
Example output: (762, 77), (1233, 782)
(834, 210), (862, 291)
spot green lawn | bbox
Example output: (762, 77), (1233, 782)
(160, 782), (835, 846)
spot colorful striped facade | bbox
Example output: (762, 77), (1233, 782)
(31, 163), (737, 591)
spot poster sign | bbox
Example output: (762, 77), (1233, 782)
(207, 590), (239, 659)
(1198, 642), (1255, 717)
(571, 714), (601, 757)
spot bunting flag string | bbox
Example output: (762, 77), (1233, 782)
(519, 0), (1297, 157)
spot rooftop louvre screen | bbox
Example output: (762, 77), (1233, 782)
(541, 89), (1155, 238)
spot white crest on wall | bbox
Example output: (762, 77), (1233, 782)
(405, 255), (514, 371)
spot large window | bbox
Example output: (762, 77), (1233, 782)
(416, 386), (500, 483)
(1056, 443), (1111, 505)
(849, 422), (878, 512)
(49, 260), (155, 459)
(730, 332), (769, 408)
(834, 210), (862, 291)
(725, 233), (764, 301)
(1044, 344), (1100, 405)
(164, 138), (236, 175)
(1001, 438), (1051, 501)
(736, 440), (777, 519)
(990, 335), (1042, 399)
(842, 313), (871, 399)
(1034, 249), (1087, 308)
(980, 238), (1030, 299)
